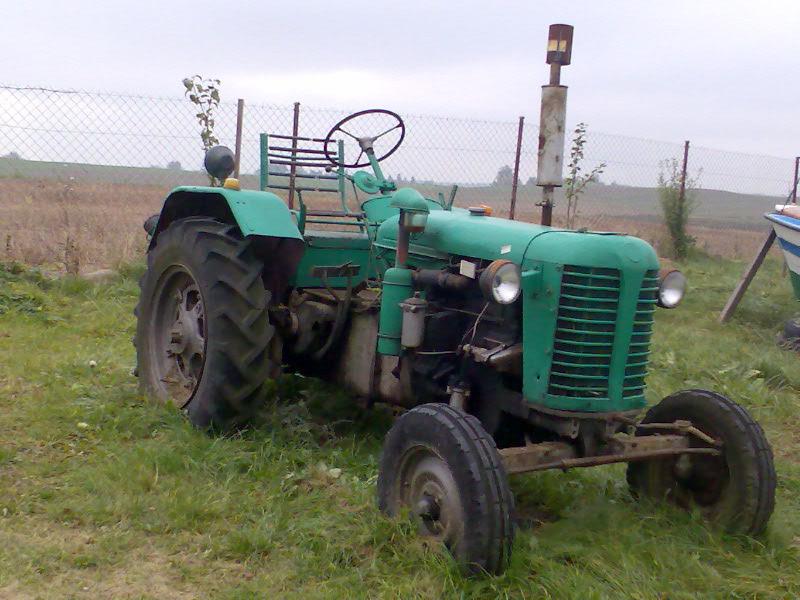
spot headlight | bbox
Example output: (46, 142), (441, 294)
(657, 269), (686, 308)
(480, 260), (521, 304)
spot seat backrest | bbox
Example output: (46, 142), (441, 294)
(259, 133), (364, 230)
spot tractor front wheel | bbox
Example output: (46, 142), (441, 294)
(626, 389), (775, 535)
(135, 217), (279, 431)
(377, 403), (515, 575)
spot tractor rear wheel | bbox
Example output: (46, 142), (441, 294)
(135, 217), (279, 430)
(626, 389), (775, 535)
(377, 403), (515, 575)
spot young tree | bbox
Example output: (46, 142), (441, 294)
(658, 158), (700, 259)
(564, 123), (606, 229)
(182, 75), (221, 184)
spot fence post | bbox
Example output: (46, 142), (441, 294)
(288, 102), (301, 210)
(792, 156), (799, 204)
(233, 98), (245, 179)
(679, 140), (690, 206)
(509, 116), (525, 220)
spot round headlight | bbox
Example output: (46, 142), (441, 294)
(480, 260), (521, 304)
(657, 269), (686, 308)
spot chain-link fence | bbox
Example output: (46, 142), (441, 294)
(0, 84), (796, 270)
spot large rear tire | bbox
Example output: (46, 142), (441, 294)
(377, 403), (515, 575)
(135, 217), (279, 430)
(626, 389), (775, 535)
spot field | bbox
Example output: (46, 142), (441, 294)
(0, 176), (774, 273)
(0, 155), (785, 272)
(1, 254), (799, 598)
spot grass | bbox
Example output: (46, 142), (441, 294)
(0, 255), (799, 598)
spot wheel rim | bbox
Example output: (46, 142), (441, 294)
(149, 265), (206, 407)
(669, 451), (730, 510)
(397, 446), (465, 551)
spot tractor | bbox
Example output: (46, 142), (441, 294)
(135, 109), (775, 575)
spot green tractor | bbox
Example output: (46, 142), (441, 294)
(136, 109), (775, 574)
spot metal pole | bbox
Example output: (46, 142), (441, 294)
(679, 140), (690, 205)
(233, 98), (244, 179)
(288, 101), (300, 210)
(549, 63), (561, 86)
(509, 116), (525, 220)
(792, 156), (799, 204)
(540, 60), (562, 226)
(540, 188), (554, 226)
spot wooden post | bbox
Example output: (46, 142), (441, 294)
(288, 102), (300, 210)
(718, 230), (777, 323)
(509, 116), (525, 220)
(233, 98), (245, 179)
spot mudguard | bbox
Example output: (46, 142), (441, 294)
(149, 186), (303, 248)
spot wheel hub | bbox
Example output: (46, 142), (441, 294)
(399, 451), (464, 546)
(151, 270), (206, 406)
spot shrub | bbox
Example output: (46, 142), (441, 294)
(658, 158), (700, 259)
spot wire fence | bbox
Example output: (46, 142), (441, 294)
(0, 84), (796, 269)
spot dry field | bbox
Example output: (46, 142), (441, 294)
(0, 178), (777, 272)
(1, 179), (163, 272)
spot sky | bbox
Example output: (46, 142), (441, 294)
(1, 0), (799, 159)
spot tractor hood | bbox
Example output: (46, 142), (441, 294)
(374, 209), (659, 270)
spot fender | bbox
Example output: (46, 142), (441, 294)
(149, 185), (304, 248)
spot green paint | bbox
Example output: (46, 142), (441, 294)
(292, 231), (374, 289)
(377, 267), (414, 355)
(161, 169), (664, 414)
(521, 263), (560, 402)
(154, 186), (303, 243)
(389, 187), (430, 214)
(522, 233), (660, 412)
(376, 209), (551, 264)
(362, 195), (443, 226)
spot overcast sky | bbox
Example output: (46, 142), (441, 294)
(2, 0), (799, 158)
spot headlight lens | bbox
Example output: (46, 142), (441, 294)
(657, 269), (686, 308)
(480, 260), (521, 304)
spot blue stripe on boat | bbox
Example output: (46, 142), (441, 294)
(765, 212), (800, 232)
(778, 237), (800, 258)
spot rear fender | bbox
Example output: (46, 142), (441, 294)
(149, 186), (306, 298)
(150, 186), (304, 247)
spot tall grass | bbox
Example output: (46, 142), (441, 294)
(0, 255), (798, 598)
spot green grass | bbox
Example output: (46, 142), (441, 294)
(1, 256), (799, 598)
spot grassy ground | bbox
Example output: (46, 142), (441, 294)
(0, 255), (799, 599)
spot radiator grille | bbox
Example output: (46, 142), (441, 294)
(548, 266), (658, 404)
(623, 269), (659, 400)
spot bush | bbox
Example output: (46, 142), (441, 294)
(658, 158), (699, 259)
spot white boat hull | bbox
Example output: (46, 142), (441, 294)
(766, 212), (800, 298)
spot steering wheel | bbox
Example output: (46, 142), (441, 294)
(324, 109), (405, 168)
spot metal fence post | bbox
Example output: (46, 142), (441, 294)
(288, 101), (300, 210)
(233, 98), (244, 179)
(509, 116), (525, 220)
(792, 156), (799, 204)
(679, 140), (690, 206)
